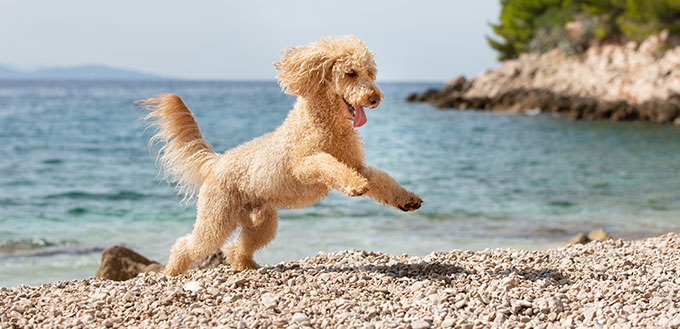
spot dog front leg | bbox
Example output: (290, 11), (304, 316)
(293, 153), (368, 196)
(360, 166), (422, 212)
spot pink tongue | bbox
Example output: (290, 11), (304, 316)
(353, 105), (367, 128)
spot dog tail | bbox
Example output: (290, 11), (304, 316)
(137, 93), (218, 200)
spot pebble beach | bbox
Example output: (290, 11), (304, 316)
(2, 233), (679, 328)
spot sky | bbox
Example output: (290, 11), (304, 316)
(0, 1), (501, 81)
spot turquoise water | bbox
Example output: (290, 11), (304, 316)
(1, 80), (680, 287)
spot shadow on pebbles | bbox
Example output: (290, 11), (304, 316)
(2, 233), (680, 328)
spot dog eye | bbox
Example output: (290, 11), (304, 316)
(346, 71), (357, 78)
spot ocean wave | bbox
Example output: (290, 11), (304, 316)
(0, 237), (62, 251)
(0, 198), (19, 206)
(67, 207), (88, 215)
(0, 238), (104, 259)
(41, 158), (63, 165)
(420, 209), (489, 220)
(281, 211), (349, 220)
(43, 190), (149, 201)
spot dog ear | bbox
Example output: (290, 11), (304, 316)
(274, 44), (336, 97)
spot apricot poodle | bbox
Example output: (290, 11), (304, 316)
(138, 36), (423, 276)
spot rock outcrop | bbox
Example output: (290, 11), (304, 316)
(95, 246), (163, 281)
(568, 228), (613, 245)
(408, 32), (680, 124)
(95, 245), (228, 281)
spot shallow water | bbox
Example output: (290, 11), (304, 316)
(1, 80), (679, 287)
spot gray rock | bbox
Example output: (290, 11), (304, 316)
(95, 245), (163, 281)
(406, 32), (680, 125)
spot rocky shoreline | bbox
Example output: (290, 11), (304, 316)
(408, 32), (680, 124)
(2, 233), (680, 328)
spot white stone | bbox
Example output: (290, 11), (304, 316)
(411, 319), (431, 329)
(292, 312), (309, 323)
(592, 264), (607, 272)
(261, 294), (278, 309)
(183, 281), (203, 292)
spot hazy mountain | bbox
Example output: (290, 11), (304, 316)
(0, 65), (167, 80)
(0, 65), (22, 79)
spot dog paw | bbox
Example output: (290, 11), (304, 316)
(396, 193), (423, 212)
(231, 259), (260, 271)
(226, 245), (260, 270)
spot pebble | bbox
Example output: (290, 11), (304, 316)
(13, 305), (25, 314)
(583, 308), (596, 322)
(592, 264), (607, 272)
(261, 294), (278, 309)
(0, 233), (679, 328)
(292, 312), (309, 323)
(501, 277), (518, 289)
(183, 281), (203, 292)
(669, 315), (680, 328)
(441, 318), (456, 327)
(123, 292), (136, 302)
(227, 277), (247, 287)
(548, 297), (563, 312)
(206, 287), (221, 296)
(411, 319), (430, 329)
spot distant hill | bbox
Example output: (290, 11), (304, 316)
(0, 65), (22, 79)
(0, 65), (167, 80)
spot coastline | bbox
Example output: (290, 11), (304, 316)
(408, 32), (680, 124)
(2, 233), (679, 328)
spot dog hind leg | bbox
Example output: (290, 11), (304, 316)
(164, 203), (239, 276)
(226, 205), (278, 270)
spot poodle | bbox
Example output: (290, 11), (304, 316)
(137, 36), (423, 276)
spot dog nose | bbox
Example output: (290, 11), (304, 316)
(368, 95), (380, 106)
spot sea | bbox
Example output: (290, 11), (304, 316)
(1, 80), (680, 287)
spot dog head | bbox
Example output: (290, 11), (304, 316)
(274, 36), (384, 128)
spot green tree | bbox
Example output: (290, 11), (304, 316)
(488, 0), (680, 60)
(617, 0), (680, 40)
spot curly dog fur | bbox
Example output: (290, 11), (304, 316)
(137, 36), (423, 276)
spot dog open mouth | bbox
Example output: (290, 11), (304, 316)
(343, 98), (367, 128)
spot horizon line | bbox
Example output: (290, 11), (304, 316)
(0, 77), (446, 84)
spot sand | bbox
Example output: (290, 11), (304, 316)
(2, 233), (680, 328)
